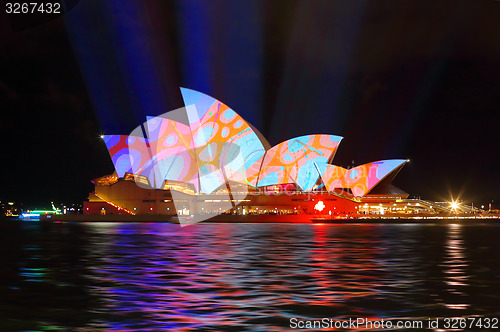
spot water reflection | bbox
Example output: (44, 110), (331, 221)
(0, 221), (499, 331)
(441, 224), (470, 310)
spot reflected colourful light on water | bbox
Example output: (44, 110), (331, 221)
(0, 222), (499, 331)
(441, 224), (470, 310)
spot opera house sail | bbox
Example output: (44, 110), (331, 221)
(85, 88), (408, 221)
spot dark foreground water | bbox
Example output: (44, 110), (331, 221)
(1, 221), (499, 331)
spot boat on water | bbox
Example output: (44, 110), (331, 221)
(20, 202), (62, 220)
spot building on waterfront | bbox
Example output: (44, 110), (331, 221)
(84, 88), (412, 219)
(0, 200), (22, 217)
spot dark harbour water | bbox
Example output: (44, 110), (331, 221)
(1, 221), (499, 331)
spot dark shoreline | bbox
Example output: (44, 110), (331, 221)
(6, 214), (498, 224)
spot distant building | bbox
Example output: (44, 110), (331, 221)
(0, 200), (22, 217)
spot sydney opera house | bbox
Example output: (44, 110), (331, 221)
(84, 88), (411, 220)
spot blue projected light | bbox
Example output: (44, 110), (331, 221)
(258, 171), (280, 187)
(375, 159), (406, 180)
(296, 157), (328, 191)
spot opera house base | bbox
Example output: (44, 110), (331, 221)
(74, 176), (498, 224)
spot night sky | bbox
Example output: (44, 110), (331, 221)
(1, 0), (499, 208)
